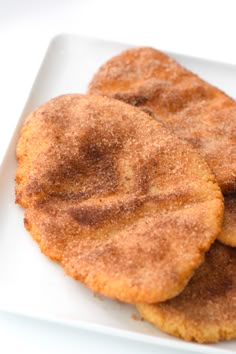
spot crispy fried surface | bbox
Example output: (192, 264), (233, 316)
(16, 94), (223, 303)
(137, 242), (236, 343)
(88, 47), (236, 193)
(218, 194), (236, 246)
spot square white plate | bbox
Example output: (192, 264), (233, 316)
(0, 34), (236, 354)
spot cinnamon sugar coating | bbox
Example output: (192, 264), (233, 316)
(88, 47), (236, 193)
(218, 194), (236, 246)
(137, 242), (236, 343)
(16, 94), (223, 303)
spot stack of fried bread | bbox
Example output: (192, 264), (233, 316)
(16, 46), (236, 343)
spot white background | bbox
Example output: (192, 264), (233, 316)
(0, 0), (236, 353)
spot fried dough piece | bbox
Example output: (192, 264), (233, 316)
(137, 241), (236, 343)
(218, 194), (236, 246)
(16, 94), (223, 304)
(88, 47), (236, 193)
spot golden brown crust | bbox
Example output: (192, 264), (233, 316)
(218, 194), (236, 246)
(88, 47), (236, 193)
(16, 94), (223, 303)
(137, 241), (236, 343)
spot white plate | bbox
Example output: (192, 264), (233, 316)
(0, 34), (236, 354)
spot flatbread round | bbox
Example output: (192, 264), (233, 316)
(16, 94), (223, 304)
(88, 47), (236, 193)
(137, 241), (236, 343)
